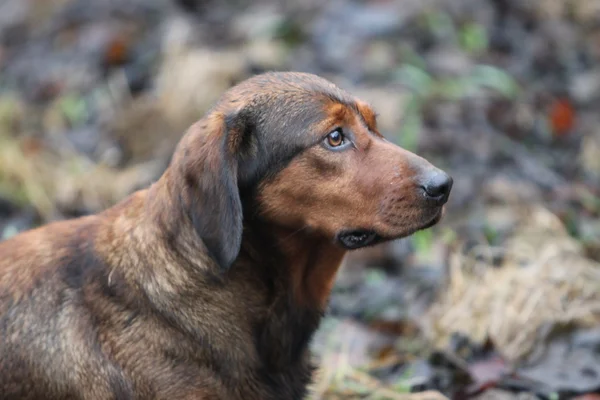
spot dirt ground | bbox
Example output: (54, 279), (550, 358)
(0, 0), (599, 399)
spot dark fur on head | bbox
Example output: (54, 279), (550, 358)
(170, 73), (355, 270)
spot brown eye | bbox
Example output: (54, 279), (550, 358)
(326, 129), (345, 147)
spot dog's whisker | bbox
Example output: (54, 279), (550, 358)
(278, 225), (311, 244)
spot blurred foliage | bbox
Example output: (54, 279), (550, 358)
(58, 93), (89, 128)
(459, 22), (488, 55)
(1, 0), (600, 398)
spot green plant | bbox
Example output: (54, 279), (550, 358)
(394, 63), (519, 149)
(412, 228), (434, 257)
(459, 22), (488, 54)
(58, 93), (89, 127)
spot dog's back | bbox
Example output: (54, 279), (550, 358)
(0, 215), (131, 399)
(0, 192), (290, 400)
(0, 199), (224, 400)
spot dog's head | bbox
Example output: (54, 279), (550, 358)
(170, 72), (452, 270)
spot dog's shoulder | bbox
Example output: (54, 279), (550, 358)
(0, 189), (151, 309)
(0, 212), (132, 399)
(0, 216), (97, 296)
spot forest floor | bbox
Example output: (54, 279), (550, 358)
(0, 0), (599, 399)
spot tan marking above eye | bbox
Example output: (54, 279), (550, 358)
(356, 101), (377, 131)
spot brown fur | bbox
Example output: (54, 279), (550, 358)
(0, 72), (451, 399)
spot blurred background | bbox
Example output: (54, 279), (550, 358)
(0, 0), (599, 398)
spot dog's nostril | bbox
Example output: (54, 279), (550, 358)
(422, 172), (453, 200)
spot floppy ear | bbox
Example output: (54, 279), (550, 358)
(177, 110), (250, 271)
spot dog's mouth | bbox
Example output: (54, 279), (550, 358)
(421, 207), (444, 230)
(410, 206), (445, 235)
(336, 230), (382, 250)
(337, 207), (446, 250)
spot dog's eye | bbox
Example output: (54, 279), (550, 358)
(326, 129), (345, 147)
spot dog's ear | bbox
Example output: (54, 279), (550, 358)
(176, 110), (252, 271)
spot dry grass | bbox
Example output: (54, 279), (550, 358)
(0, 15), (250, 221)
(424, 205), (600, 362)
(308, 319), (447, 400)
(311, 352), (448, 400)
(0, 130), (163, 220)
(312, 363), (447, 400)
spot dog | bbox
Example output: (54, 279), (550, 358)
(0, 72), (452, 399)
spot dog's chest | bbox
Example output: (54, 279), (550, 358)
(134, 328), (314, 400)
(117, 294), (319, 399)
(245, 300), (322, 399)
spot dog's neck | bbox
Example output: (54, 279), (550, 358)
(265, 225), (346, 309)
(238, 218), (347, 369)
(147, 174), (347, 313)
(118, 181), (347, 372)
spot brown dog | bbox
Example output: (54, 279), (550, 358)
(0, 72), (452, 399)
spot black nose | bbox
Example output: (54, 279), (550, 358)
(421, 172), (453, 204)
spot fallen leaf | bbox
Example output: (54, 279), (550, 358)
(105, 36), (130, 66)
(573, 395), (600, 400)
(468, 355), (509, 391)
(550, 98), (575, 137)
